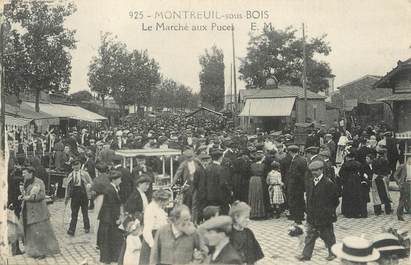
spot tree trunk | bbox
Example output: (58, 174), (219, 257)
(101, 96), (105, 107)
(35, 88), (40, 112)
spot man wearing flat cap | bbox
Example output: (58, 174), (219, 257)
(65, 159), (93, 236)
(286, 145), (307, 228)
(297, 160), (339, 261)
(199, 216), (242, 264)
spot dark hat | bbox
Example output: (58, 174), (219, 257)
(209, 148), (223, 157)
(305, 146), (319, 154)
(112, 154), (123, 163)
(198, 216), (232, 234)
(108, 170), (122, 180)
(287, 145), (299, 152)
(197, 153), (211, 160)
(384, 131), (392, 137)
(372, 233), (406, 257)
(21, 165), (35, 173)
(308, 160), (324, 171)
(135, 175), (152, 185)
(345, 152), (357, 159)
(95, 162), (109, 173)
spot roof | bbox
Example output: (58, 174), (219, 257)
(374, 58), (411, 88)
(185, 107), (224, 118)
(337, 75), (381, 90)
(239, 86), (325, 100)
(24, 102), (107, 122)
(5, 115), (32, 127)
(239, 97), (296, 117)
(377, 93), (411, 102)
(5, 103), (54, 120)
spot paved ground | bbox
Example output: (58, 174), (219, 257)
(6, 187), (411, 265)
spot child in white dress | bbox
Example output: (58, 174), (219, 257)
(123, 219), (142, 265)
(266, 161), (285, 218)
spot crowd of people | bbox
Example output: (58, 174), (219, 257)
(6, 112), (410, 264)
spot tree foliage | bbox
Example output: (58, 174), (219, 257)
(88, 33), (160, 110)
(152, 77), (199, 110)
(199, 45), (225, 110)
(239, 26), (332, 92)
(69, 90), (93, 103)
(4, 0), (77, 111)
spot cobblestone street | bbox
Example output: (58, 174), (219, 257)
(6, 188), (410, 265)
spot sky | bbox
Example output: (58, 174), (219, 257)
(64, 0), (411, 95)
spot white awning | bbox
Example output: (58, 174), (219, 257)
(25, 102), (107, 122)
(5, 115), (32, 127)
(239, 97), (296, 117)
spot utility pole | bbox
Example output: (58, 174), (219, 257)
(0, 20), (5, 155)
(232, 25), (237, 115)
(302, 23), (308, 123)
(230, 63), (233, 109)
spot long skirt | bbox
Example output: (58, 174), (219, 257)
(139, 230), (156, 265)
(97, 222), (124, 264)
(24, 219), (60, 258)
(248, 176), (266, 219)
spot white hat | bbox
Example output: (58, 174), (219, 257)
(331, 236), (380, 263)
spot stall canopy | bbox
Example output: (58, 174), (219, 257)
(5, 115), (32, 127)
(239, 97), (296, 117)
(6, 103), (54, 120)
(24, 102), (107, 122)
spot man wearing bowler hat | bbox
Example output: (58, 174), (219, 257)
(296, 160), (339, 261)
(65, 159), (93, 236)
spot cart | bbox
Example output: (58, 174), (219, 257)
(115, 148), (182, 208)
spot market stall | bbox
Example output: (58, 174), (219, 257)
(115, 148), (182, 206)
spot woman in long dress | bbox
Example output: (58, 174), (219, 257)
(248, 151), (267, 219)
(339, 153), (363, 218)
(336, 131), (349, 166)
(20, 166), (60, 259)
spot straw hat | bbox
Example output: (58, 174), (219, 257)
(331, 236), (380, 263)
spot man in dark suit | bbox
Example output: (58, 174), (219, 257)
(199, 216), (242, 265)
(385, 132), (399, 179)
(297, 161), (339, 261)
(97, 170), (124, 264)
(205, 148), (233, 215)
(286, 145), (307, 226)
(324, 134), (337, 165)
(82, 150), (96, 209)
(112, 155), (134, 205)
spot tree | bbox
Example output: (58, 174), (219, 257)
(4, 0), (77, 112)
(199, 45), (225, 110)
(69, 90), (93, 103)
(152, 77), (198, 110)
(239, 26), (332, 92)
(88, 32), (125, 107)
(88, 34), (160, 111)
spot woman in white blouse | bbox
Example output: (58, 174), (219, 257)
(139, 189), (171, 265)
